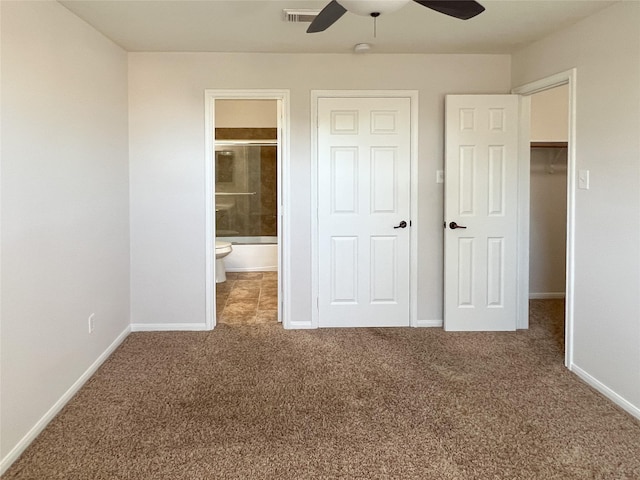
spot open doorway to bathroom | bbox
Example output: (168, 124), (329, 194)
(205, 92), (289, 328)
(215, 99), (279, 325)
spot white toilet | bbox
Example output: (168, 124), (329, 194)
(215, 241), (233, 283)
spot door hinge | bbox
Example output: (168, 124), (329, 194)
(316, 296), (319, 310)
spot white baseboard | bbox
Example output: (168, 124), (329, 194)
(283, 319), (445, 329)
(529, 292), (565, 299)
(0, 326), (131, 475)
(571, 364), (640, 420)
(130, 322), (210, 332)
(284, 323), (315, 329)
(227, 267), (277, 272)
(414, 319), (443, 328)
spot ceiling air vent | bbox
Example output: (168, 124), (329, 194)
(283, 9), (320, 23)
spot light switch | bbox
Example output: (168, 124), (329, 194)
(578, 169), (590, 190)
(436, 170), (444, 184)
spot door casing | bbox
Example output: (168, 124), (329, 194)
(204, 89), (291, 330)
(311, 90), (419, 329)
(512, 69), (577, 368)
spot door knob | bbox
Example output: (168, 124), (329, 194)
(449, 222), (467, 230)
(394, 221), (407, 229)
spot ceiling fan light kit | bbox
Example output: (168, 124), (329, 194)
(307, 0), (485, 33)
(339, 0), (409, 17)
(354, 42), (372, 53)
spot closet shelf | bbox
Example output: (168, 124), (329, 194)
(531, 141), (568, 148)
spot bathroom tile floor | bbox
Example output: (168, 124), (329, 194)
(216, 272), (279, 325)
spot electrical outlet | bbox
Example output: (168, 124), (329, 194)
(88, 313), (95, 334)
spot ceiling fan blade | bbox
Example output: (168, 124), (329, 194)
(307, 1), (348, 33)
(413, 0), (485, 20)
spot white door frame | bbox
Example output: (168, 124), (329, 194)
(512, 69), (577, 368)
(204, 89), (291, 329)
(310, 90), (419, 328)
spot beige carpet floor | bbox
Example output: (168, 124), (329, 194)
(4, 300), (640, 479)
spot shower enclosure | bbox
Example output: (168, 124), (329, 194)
(215, 140), (278, 246)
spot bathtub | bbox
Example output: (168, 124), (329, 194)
(221, 236), (278, 272)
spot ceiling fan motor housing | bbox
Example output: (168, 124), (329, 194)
(307, 0), (485, 33)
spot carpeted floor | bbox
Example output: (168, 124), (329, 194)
(4, 300), (640, 479)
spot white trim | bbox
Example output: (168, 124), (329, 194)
(512, 68), (577, 368)
(409, 91), (419, 328)
(284, 319), (317, 330)
(511, 70), (574, 97)
(415, 319), (443, 328)
(204, 89), (291, 329)
(0, 326), (131, 475)
(310, 93), (320, 329)
(130, 322), (209, 332)
(516, 95), (531, 329)
(571, 365), (640, 420)
(310, 90), (419, 329)
(227, 267), (278, 273)
(204, 93), (215, 330)
(529, 292), (566, 300)
(277, 96), (291, 324)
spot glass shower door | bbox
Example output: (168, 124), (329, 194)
(215, 141), (277, 243)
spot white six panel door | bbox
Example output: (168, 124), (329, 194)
(318, 97), (411, 327)
(444, 95), (520, 331)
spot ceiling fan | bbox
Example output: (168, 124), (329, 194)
(307, 0), (485, 33)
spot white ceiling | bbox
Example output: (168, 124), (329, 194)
(59, 0), (618, 54)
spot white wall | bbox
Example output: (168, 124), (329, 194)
(529, 147), (567, 297)
(530, 84), (568, 142)
(513, 1), (640, 413)
(0, 0), (130, 468)
(215, 99), (277, 128)
(128, 53), (511, 327)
